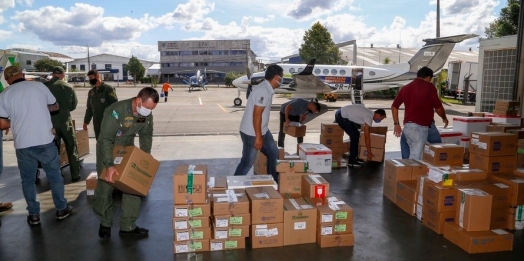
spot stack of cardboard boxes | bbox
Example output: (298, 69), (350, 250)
(254, 148), (285, 175)
(319, 123), (345, 168)
(246, 186), (284, 248)
(210, 189), (250, 251)
(358, 127), (388, 162)
(492, 100), (520, 116)
(315, 197), (354, 247)
(173, 165), (211, 254)
(58, 129), (90, 166)
(469, 132), (518, 176)
(277, 160), (310, 197)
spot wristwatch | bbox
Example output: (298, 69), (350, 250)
(394, 122), (400, 125)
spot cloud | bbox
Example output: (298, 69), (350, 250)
(0, 29), (12, 38)
(152, 0), (215, 28)
(253, 15), (275, 24)
(286, 0), (354, 20)
(0, 0), (33, 25)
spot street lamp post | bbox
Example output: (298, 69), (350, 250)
(437, 0), (440, 37)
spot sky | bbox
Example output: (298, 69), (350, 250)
(0, 0), (505, 62)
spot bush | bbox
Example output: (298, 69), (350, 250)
(225, 71), (245, 87)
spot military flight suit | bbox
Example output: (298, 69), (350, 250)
(45, 77), (80, 180)
(93, 98), (154, 231)
(84, 82), (118, 140)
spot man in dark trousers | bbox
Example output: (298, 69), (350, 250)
(335, 105), (386, 167)
(277, 98), (320, 147)
(83, 69), (118, 140)
(93, 87), (158, 239)
(45, 66), (81, 182)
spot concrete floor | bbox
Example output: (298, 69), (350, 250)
(0, 88), (522, 260)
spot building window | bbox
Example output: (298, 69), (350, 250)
(199, 51), (209, 55)
(209, 62), (229, 66)
(91, 64), (96, 70)
(210, 50), (229, 55)
(26, 60), (31, 65)
(80, 64), (86, 71)
(230, 50), (247, 55)
(230, 62), (245, 66)
(71, 65), (77, 70)
(179, 62), (195, 67)
(481, 49), (517, 111)
(179, 51), (193, 56)
(105, 64), (112, 70)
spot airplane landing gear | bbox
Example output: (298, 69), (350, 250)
(234, 98), (242, 106)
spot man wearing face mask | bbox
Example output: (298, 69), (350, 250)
(93, 87), (158, 239)
(335, 105), (387, 167)
(83, 69), (118, 140)
(234, 64), (283, 182)
(277, 98), (321, 148)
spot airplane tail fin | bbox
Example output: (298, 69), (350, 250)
(0, 51), (18, 92)
(298, 59), (316, 75)
(407, 34), (478, 73)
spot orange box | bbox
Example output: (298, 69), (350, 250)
(317, 233), (355, 248)
(173, 203), (211, 218)
(283, 198), (317, 245)
(212, 225), (250, 239)
(278, 172), (307, 195)
(316, 197), (354, 224)
(320, 123), (344, 137)
(470, 132), (518, 157)
(301, 174), (330, 198)
(212, 213), (251, 227)
(396, 194), (415, 216)
(423, 181), (457, 212)
(422, 144), (464, 167)
(383, 159), (413, 203)
(173, 239), (210, 254)
(209, 238), (246, 251)
(250, 223), (284, 248)
(489, 174), (524, 206)
(245, 186), (283, 224)
(422, 205), (455, 234)
(320, 135), (343, 148)
(174, 228), (212, 242)
(172, 216), (211, 230)
(211, 189), (250, 215)
(443, 222), (513, 254)
(491, 208), (510, 230)
(456, 189), (492, 231)
(173, 164), (208, 204)
(397, 181), (417, 203)
(469, 153), (516, 175)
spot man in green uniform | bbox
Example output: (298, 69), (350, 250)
(93, 87), (159, 238)
(45, 66), (81, 182)
(83, 69), (118, 140)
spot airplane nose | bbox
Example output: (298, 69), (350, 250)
(232, 77), (244, 87)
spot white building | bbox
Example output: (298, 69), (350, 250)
(68, 53), (157, 82)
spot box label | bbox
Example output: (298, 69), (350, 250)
(315, 185), (326, 198)
(322, 213), (333, 223)
(188, 220), (202, 228)
(230, 217), (243, 225)
(175, 244), (189, 253)
(216, 218), (228, 228)
(175, 208), (188, 217)
(210, 242), (223, 251)
(336, 211), (348, 220)
(294, 222), (306, 230)
(229, 228), (242, 237)
(191, 231), (204, 239)
(188, 208), (202, 217)
(334, 224), (347, 232)
(215, 230), (227, 239)
(225, 240), (238, 248)
(321, 226), (333, 235)
(255, 229), (268, 237)
(176, 231), (190, 241)
(189, 242), (202, 250)
(175, 220), (188, 230)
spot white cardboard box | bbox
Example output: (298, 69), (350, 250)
(485, 113), (521, 125)
(438, 128), (463, 145)
(226, 175), (278, 190)
(452, 117), (492, 137)
(298, 143), (332, 174)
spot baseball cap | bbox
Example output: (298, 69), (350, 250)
(52, 66), (65, 74)
(3, 66), (23, 80)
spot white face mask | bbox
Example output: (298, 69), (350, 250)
(275, 75), (283, 87)
(136, 101), (152, 116)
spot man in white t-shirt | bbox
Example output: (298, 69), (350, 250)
(0, 66), (74, 226)
(335, 104), (386, 167)
(234, 65), (284, 181)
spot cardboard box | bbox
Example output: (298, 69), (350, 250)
(284, 153), (301, 161)
(469, 153), (516, 175)
(486, 124), (521, 133)
(402, 159), (429, 180)
(397, 181), (417, 203)
(342, 139), (350, 153)
(423, 181), (457, 212)
(456, 189), (492, 231)
(173, 203), (211, 218)
(320, 123), (344, 137)
(254, 152), (267, 175)
(284, 123), (307, 137)
(173, 239), (210, 254)
(422, 206), (455, 234)
(383, 159), (413, 203)
(207, 176), (227, 192)
(318, 222), (354, 236)
(317, 197), (354, 224)
(173, 164), (208, 205)
(75, 128), (90, 157)
(278, 172), (307, 195)
(331, 147), (344, 159)
(358, 132), (386, 149)
(396, 194), (415, 216)
(246, 186), (283, 224)
(491, 208), (510, 230)
(427, 167), (456, 186)
(212, 213), (251, 228)
(453, 117), (492, 137)
(317, 233), (355, 248)
(443, 222), (513, 254)
(494, 100), (520, 112)
(85, 172), (97, 196)
(370, 126), (388, 136)
(213, 225), (250, 239)
(278, 147), (284, 160)
(450, 167), (487, 181)
(283, 198), (317, 245)
(100, 146), (160, 197)
(211, 189), (250, 215)
(172, 216), (211, 230)
(58, 142), (68, 166)
(174, 228), (212, 242)
(226, 175), (278, 190)
(320, 135), (343, 148)
(358, 146), (384, 162)
(209, 238), (246, 251)
(422, 144), (464, 167)
(470, 132), (518, 157)
(518, 153), (524, 169)
(298, 143), (332, 174)
(458, 182), (511, 210)
(301, 174), (330, 198)
(276, 160), (309, 173)
(489, 174), (524, 206)
(250, 223), (284, 249)
(416, 176), (426, 205)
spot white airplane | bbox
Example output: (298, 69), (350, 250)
(232, 34), (478, 106)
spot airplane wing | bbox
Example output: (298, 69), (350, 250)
(278, 59), (336, 93)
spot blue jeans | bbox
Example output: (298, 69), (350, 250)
(234, 131), (279, 181)
(401, 121), (441, 159)
(402, 123), (429, 160)
(16, 142), (68, 215)
(335, 111), (360, 162)
(0, 131), (3, 175)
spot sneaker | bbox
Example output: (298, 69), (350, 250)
(119, 226), (149, 237)
(56, 205), (74, 220)
(347, 161), (362, 168)
(0, 202), (13, 213)
(27, 214), (41, 226)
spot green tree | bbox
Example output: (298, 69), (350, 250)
(225, 71), (244, 87)
(34, 58), (64, 72)
(383, 57), (392, 64)
(299, 22), (341, 65)
(127, 56), (146, 85)
(485, 0), (520, 38)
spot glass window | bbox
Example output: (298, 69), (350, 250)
(80, 65), (85, 71)
(71, 65), (77, 70)
(179, 63), (194, 67)
(314, 68), (321, 74)
(91, 64), (96, 70)
(298, 68), (304, 73)
(192, 51), (198, 55)
(105, 64), (112, 70)
(323, 69), (329, 75)
(289, 68), (296, 73)
(331, 69), (337, 75)
(179, 51), (193, 56)
(199, 51), (208, 55)
(339, 69), (346, 75)
(26, 60), (31, 65)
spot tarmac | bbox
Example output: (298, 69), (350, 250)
(0, 87), (522, 261)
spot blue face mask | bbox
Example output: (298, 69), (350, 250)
(373, 118), (381, 123)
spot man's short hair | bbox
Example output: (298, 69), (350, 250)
(87, 69), (98, 76)
(417, 67), (433, 79)
(52, 66), (65, 74)
(3, 65), (23, 80)
(374, 109), (387, 117)
(311, 101), (321, 112)
(264, 64), (284, 81)
(137, 87), (160, 103)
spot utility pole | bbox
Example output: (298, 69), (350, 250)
(437, 0), (440, 37)
(87, 45), (91, 71)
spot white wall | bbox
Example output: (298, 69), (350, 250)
(68, 54), (156, 81)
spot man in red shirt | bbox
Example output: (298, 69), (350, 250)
(391, 67), (448, 160)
